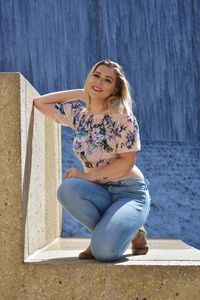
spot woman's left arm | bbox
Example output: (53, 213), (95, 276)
(65, 152), (136, 183)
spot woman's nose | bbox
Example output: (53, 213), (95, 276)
(95, 77), (103, 85)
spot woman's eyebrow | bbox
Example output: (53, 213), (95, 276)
(94, 71), (114, 81)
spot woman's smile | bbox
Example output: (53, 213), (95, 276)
(92, 85), (103, 92)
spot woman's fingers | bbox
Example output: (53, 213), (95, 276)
(64, 167), (87, 180)
(64, 168), (71, 178)
(64, 167), (77, 179)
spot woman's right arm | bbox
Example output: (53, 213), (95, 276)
(33, 89), (84, 120)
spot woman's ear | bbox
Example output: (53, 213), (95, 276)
(114, 86), (118, 95)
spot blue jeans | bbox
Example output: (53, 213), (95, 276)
(57, 177), (151, 262)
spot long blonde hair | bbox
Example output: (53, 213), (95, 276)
(84, 60), (134, 114)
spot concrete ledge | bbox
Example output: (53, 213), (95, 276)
(25, 238), (200, 266)
(1, 73), (200, 299)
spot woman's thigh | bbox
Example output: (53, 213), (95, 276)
(57, 178), (112, 214)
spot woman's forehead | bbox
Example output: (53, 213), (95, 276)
(94, 65), (116, 79)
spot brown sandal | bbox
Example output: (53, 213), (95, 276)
(79, 227), (149, 259)
(131, 227), (149, 255)
(78, 245), (95, 259)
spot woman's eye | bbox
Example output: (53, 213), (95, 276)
(105, 79), (112, 83)
(93, 74), (99, 78)
(92, 74), (112, 84)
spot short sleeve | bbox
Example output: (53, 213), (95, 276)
(54, 102), (82, 129)
(113, 114), (141, 153)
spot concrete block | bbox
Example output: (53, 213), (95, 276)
(0, 73), (200, 300)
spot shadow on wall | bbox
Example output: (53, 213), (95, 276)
(22, 106), (34, 253)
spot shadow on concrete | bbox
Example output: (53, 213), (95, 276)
(22, 105), (34, 259)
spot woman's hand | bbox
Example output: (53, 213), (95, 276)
(64, 167), (91, 181)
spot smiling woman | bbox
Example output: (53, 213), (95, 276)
(33, 59), (151, 262)
(84, 60), (133, 115)
(87, 65), (117, 107)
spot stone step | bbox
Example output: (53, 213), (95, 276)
(25, 238), (200, 266)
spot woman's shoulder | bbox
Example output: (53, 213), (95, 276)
(108, 109), (139, 133)
(55, 101), (84, 110)
(70, 101), (84, 110)
(62, 101), (85, 116)
(108, 109), (136, 121)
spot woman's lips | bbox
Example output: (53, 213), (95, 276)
(92, 86), (103, 92)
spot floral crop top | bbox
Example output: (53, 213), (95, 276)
(54, 102), (141, 169)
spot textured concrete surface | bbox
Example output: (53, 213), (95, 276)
(20, 73), (46, 256)
(26, 238), (200, 266)
(0, 73), (200, 300)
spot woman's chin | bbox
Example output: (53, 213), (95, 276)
(89, 91), (104, 101)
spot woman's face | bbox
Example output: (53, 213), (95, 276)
(87, 65), (117, 101)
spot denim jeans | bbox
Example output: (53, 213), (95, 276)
(57, 177), (151, 262)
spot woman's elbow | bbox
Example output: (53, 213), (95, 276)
(119, 159), (135, 174)
(127, 160), (136, 171)
(119, 153), (136, 171)
(33, 97), (44, 110)
(33, 97), (39, 107)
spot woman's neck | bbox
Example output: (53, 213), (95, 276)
(88, 103), (107, 114)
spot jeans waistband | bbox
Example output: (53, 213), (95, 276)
(105, 178), (150, 189)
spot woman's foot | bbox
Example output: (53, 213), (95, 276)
(131, 227), (149, 255)
(78, 245), (95, 259)
(78, 227), (149, 259)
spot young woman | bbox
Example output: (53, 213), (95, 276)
(33, 60), (151, 262)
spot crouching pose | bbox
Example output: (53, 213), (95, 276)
(33, 60), (151, 262)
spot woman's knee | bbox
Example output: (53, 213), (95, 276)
(57, 178), (75, 206)
(57, 178), (91, 210)
(90, 237), (122, 262)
